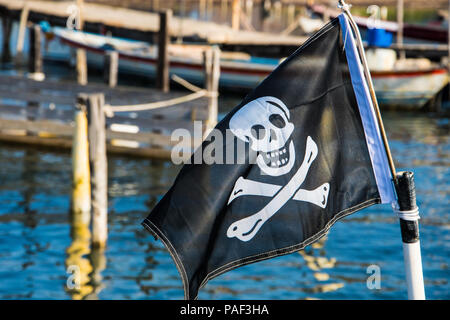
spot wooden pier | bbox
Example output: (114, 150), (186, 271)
(0, 0), (307, 57)
(0, 74), (209, 159)
(0, 2), (224, 249)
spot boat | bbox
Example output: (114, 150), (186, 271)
(44, 27), (448, 110)
(46, 27), (276, 91)
(309, 4), (448, 43)
(366, 49), (448, 109)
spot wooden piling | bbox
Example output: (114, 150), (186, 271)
(85, 93), (108, 249)
(245, 0), (254, 26)
(157, 10), (171, 93)
(203, 47), (220, 133)
(1, 16), (12, 63)
(287, 4), (295, 27)
(72, 103), (91, 220)
(231, 0), (241, 31)
(26, 24), (43, 125)
(104, 51), (118, 88)
(220, 0), (228, 22)
(152, 0), (160, 11)
(28, 24), (43, 77)
(76, 0), (85, 30)
(207, 0), (214, 20)
(199, 0), (206, 20)
(397, 0), (405, 59)
(76, 49), (88, 85)
(273, 1), (282, 20)
(15, 3), (30, 65)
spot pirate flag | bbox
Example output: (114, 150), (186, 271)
(142, 14), (396, 299)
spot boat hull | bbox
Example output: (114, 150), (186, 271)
(45, 28), (272, 90)
(372, 69), (448, 109)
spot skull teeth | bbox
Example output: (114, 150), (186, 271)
(261, 141), (291, 169)
(268, 148), (287, 158)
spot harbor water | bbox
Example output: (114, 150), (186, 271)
(0, 88), (448, 299)
(0, 5), (449, 300)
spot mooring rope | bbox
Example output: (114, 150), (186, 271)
(104, 74), (216, 115)
(104, 90), (208, 113)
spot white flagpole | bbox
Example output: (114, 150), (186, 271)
(338, 1), (426, 300)
(394, 171), (425, 299)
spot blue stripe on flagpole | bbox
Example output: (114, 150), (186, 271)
(338, 14), (396, 204)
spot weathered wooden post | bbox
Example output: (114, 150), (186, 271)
(258, 0), (269, 31)
(273, 0), (282, 20)
(199, 0), (206, 20)
(397, 0), (405, 59)
(15, 3), (30, 65)
(25, 24), (44, 128)
(77, 0), (85, 29)
(1, 15), (13, 63)
(207, 0), (214, 20)
(231, 0), (241, 30)
(104, 51), (118, 88)
(72, 97), (91, 221)
(152, 0), (160, 11)
(157, 9), (171, 93)
(209, 47), (220, 128)
(74, 0), (87, 85)
(76, 49), (88, 85)
(28, 24), (45, 80)
(287, 4), (295, 27)
(203, 47), (220, 134)
(220, 0), (228, 22)
(86, 93), (108, 249)
(245, 0), (254, 26)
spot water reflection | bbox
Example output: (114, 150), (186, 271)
(0, 106), (448, 299)
(65, 211), (93, 299)
(299, 237), (345, 295)
(65, 200), (107, 300)
(21, 149), (38, 228)
(383, 111), (450, 146)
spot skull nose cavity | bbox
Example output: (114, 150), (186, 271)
(269, 129), (277, 143)
(269, 114), (286, 128)
(251, 124), (266, 140)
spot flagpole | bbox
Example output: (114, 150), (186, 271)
(338, 0), (397, 185)
(338, 1), (426, 300)
(394, 171), (425, 299)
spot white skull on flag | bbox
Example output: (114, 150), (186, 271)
(227, 96), (330, 241)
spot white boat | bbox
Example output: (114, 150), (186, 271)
(45, 27), (448, 109)
(46, 27), (275, 90)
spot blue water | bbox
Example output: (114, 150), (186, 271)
(0, 108), (448, 300)
(0, 14), (448, 300)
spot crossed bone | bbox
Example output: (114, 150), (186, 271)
(226, 136), (330, 242)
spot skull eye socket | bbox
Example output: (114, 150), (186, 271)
(251, 124), (266, 140)
(269, 114), (286, 128)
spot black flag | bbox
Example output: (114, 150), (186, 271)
(142, 14), (396, 299)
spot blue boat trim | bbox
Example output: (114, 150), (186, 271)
(339, 14), (396, 204)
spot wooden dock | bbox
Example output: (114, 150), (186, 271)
(0, 0), (307, 57)
(0, 74), (207, 159)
